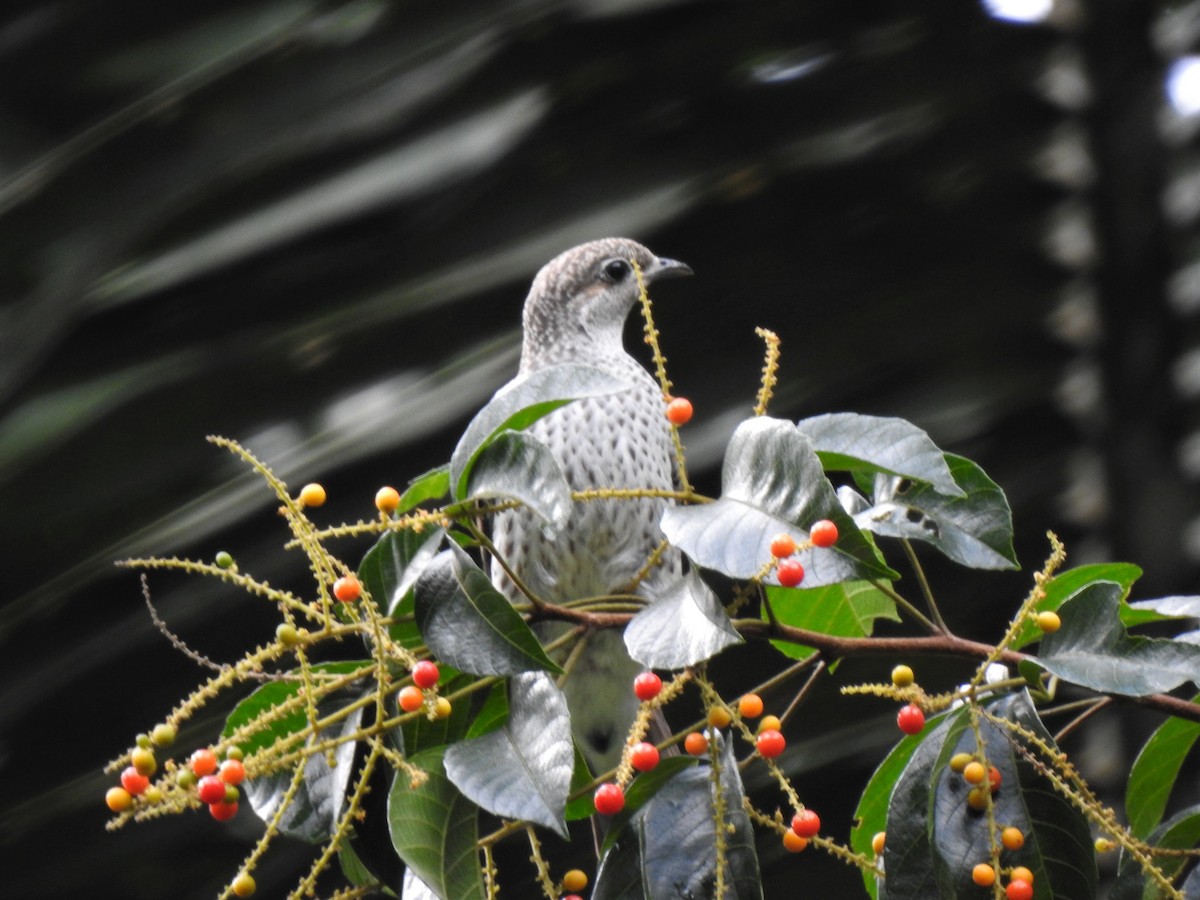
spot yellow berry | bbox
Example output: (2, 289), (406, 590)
(972, 863), (995, 887)
(276, 623), (300, 646)
(758, 715), (782, 733)
(375, 486), (400, 514)
(561, 869), (588, 892)
(708, 706), (732, 728)
(130, 747), (157, 776)
(105, 787), (133, 812)
(967, 787), (990, 810)
(871, 831), (886, 855)
(738, 693), (764, 718)
(298, 483), (326, 507)
(782, 830), (809, 852)
(1001, 826), (1025, 850)
(949, 752), (974, 773)
(231, 872), (256, 897)
(1095, 837), (1116, 853)
(434, 697), (452, 719)
(144, 786), (163, 803)
(1010, 866), (1034, 885)
(963, 761), (986, 785)
(1036, 610), (1061, 633)
(891, 664), (915, 688)
(151, 723), (176, 747)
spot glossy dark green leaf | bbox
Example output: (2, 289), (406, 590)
(1036, 581), (1200, 695)
(449, 364), (629, 498)
(398, 465), (450, 514)
(464, 680), (509, 739)
(564, 745), (601, 821)
(882, 693), (1095, 899)
(850, 719), (933, 899)
(461, 429), (570, 528)
(765, 579), (899, 662)
(359, 526), (445, 648)
(1010, 562), (1142, 650)
(661, 416), (896, 584)
(387, 747), (484, 900)
(1111, 805), (1200, 899)
(414, 543), (561, 675)
(401, 672), (475, 756)
(798, 412), (963, 497)
(1126, 696), (1200, 838)
(592, 736), (762, 899)
(598, 756), (700, 853)
(624, 569), (741, 668)
(443, 672), (573, 837)
(853, 455), (1017, 570)
(223, 661), (371, 843)
(338, 840), (393, 896)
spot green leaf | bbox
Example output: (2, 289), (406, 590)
(449, 364), (629, 498)
(397, 465), (450, 514)
(592, 736), (762, 899)
(599, 756), (699, 854)
(854, 454), (1018, 570)
(624, 569), (742, 668)
(1036, 581), (1200, 695)
(798, 412), (964, 497)
(401, 672), (475, 755)
(387, 747), (484, 900)
(882, 693), (1096, 899)
(1126, 696), (1200, 838)
(358, 526), (445, 649)
(564, 745), (601, 821)
(464, 680), (510, 739)
(1111, 805), (1200, 899)
(1010, 562), (1142, 650)
(414, 543), (562, 676)
(765, 580), (899, 662)
(222, 661), (371, 842)
(337, 840), (394, 896)
(461, 429), (570, 528)
(443, 672), (574, 837)
(850, 719), (931, 898)
(661, 416), (897, 584)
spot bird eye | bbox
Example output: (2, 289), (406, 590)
(600, 258), (631, 283)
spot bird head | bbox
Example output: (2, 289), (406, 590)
(520, 237), (691, 369)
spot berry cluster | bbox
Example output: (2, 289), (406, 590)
(970, 829), (1033, 899)
(105, 724), (176, 814)
(184, 746), (247, 821)
(769, 520), (839, 588)
(398, 660), (450, 718)
(889, 664), (927, 735)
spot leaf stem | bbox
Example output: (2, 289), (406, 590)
(900, 539), (948, 633)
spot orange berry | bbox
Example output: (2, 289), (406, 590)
(738, 693), (764, 718)
(375, 486), (401, 514)
(1010, 866), (1033, 884)
(665, 396), (693, 426)
(782, 830), (809, 852)
(398, 686), (424, 712)
(809, 519), (839, 547)
(967, 787), (990, 810)
(972, 863), (996, 887)
(561, 869), (588, 892)
(963, 761), (986, 785)
(758, 715), (782, 733)
(988, 765), (1002, 793)
(219, 759), (246, 786)
(231, 872), (256, 897)
(106, 787), (133, 812)
(708, 706), (732, 728)
(684, 732), (709, 755)
(769, 533), (797, 558)
(871, 831), (886, 855)
(1001, 826), (1024, 850)
(333, 575), (361, 603)
(190, 748), (218, 777)
(298, 483), (326, 507)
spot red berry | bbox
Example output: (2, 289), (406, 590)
(209, 801), (239, 821)
(219, 759), (246, 786)
(769, 533), (797, 558)
(776, 559), (805, 587)
(665, 397), (693, 426)
(989, 765), (1002, 793)
(593, 783), (625, 816)
(756, 728), (786, 759)
(198, 775), (227, 805)
(412, 660), (440, 689)
(633, 671), (663, 701)
(809, 519), (838, 548)
(630, 742), (660, 772)
(333, 575), (361, 603)
(791, 809), (820, 838)
(120, 766), (150, 796)
(897, 704), (926, 735)
(191, 748), (219, 777)
(1006, 879), (1033, 900)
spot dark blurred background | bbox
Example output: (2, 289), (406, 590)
(3, 0), (1200, 896)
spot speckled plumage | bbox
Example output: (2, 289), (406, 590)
(490, 238), (689, 769)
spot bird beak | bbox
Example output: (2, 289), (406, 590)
(647, 256), (693, 281)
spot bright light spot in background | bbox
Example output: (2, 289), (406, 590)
(981, 0), (1053, 24)
(1167, 56), (1200, 117)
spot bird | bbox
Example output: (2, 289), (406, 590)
(489, 237), (692, 772)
